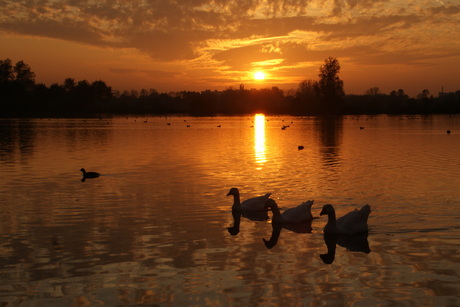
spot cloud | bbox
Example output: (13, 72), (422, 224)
(108, 68), (182, 81)
(0, 0), (459, 90)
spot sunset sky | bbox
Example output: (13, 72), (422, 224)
(1, 0), (459, 96)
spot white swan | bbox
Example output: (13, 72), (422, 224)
(227, 187), (271, 211)
(266, 199), (314, 223)
(320, 204), (371, 234)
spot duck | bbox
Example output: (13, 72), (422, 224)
(80, 168), (100, 182)
(265, 199), (314, 223)
(226, 187), (271, 211)
(320, 204), (371, 234)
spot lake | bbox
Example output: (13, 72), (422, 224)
(0, 114), (459, 306)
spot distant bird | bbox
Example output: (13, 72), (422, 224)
(187, 125), (191, 127)
(360, 126), (365, 130)
(217, 125), (221, 128)
(167, 123), (171, 125)
(227, 187), (271, 211)
(447, 130), (451, 134)
(298, 145), (304, 150)
(80, 168), (100, 182)
(320, 204), (371, 234)
(265, 199), (314, 223)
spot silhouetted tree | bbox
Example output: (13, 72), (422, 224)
(14, 61), (35, 85)
(365, 87), (380, 96)
(295, 79), (320, 114)
(417, 89), (431, 100)
(318, 57), (345, 113)
(63, 78), (76, 91)
(0, 58), (14, 82)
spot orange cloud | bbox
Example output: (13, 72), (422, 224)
(0, 0), (458, 94)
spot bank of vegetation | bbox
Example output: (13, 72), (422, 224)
(1, 58), (459, 117)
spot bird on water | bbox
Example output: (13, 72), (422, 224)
(80, 168), (100, 182)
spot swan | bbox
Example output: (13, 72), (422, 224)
(80, 168), (100, 182)
(226, 187), (271, 211)
(320, 204), (371, 234)
(266, 199), (314, 223)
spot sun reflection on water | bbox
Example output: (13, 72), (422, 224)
(254, 114), (266, 167)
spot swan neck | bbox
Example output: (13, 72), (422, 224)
(233, 193), (241, 205)
(231, 193), (242, 210)
(328, 210), (336, 222)
(270, 205), (283, 222)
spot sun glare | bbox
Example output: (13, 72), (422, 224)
(254, 71), (266, 80)
(254, 114), (266, 166)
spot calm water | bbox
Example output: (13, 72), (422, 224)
(0, 115), (459, 306)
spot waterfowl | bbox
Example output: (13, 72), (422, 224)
(320, 204), (371, 234)
(266, 199), (314, 223)
(80, 168), (100, 181)
(226, 187), (271, 211)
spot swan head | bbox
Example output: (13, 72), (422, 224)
(262, 238), (277, 249)
(320, 204), (334, 216)
(264, 198), (278, 210)
(226, 187), (239, 197)
(227, 227), (240, 236)
(80, 168), (86, 173)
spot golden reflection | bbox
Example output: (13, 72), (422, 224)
(254, 114), (266, 166)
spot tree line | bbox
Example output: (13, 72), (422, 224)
(1, 57), (459, 117)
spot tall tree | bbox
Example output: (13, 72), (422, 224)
(318, 57), (345, 112)
(14, 60), (35, 84)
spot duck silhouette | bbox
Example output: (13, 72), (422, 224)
(227, 187), (271, 212)
(266, 199), (314, 223)
(320, 204), (371, 234)
(80, 168), (100, 182)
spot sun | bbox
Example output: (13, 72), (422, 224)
(254, 71), (266, 80)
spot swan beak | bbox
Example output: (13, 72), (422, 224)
(320, 208), (327, 216)
(226, 192), (232, 196)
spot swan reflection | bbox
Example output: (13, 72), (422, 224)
(227, 209), (269, 236)
(320, 233), (371, 264)
(262, 220), (313, 249)
(254, 114), (266, 166)
(227, 210), (242, 236)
